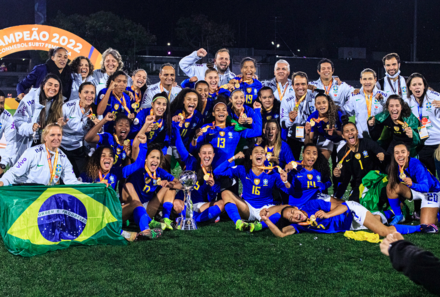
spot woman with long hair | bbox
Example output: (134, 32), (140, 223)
(194, 80), (216, 123)
(69, 56), (97, 100)
(14, 74), (65, 158)
(126, 69), (147, 114)
(260, 119), (294, 169)
(259, 87), (281, 127)
(368, 94), (420, 156)
(386, 142), (439, 232)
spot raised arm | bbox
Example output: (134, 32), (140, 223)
(97, 82), (115, 115)
(85, 112), (115, 143)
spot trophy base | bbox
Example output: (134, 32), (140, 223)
(176, 217), (197, 230)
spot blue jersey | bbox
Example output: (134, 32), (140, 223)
(191, 108), (262, 168)
(306, 110), (345, 142)
(201, 97), (215, 123)
(130, 108), (170, 154)
(125, 86), (143, 113)
(287, 167), (331, 207)
(399, 157), (440, 193)
(219, 78), (263, 107)
(291, 200), (353, 234)
(262, 141), (295, 169)
(80, 143), (147, 190)
(173, 109), (204, 147)
(227, 104), (255, 123)
(128, 167), (175, 204)
(214, 163), (288, 208)
(262, 110), (280, 127)
(181, 78), (195, 89)
(101, 91), (133, 133)
(98, 133), (133, 167)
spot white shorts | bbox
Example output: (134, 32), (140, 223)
(317, 193), (331, 202)
(316, 136), (345, 153)
(345, 201), (387, 231)
(166, 146), (180, 159)
(410, 189), (440, 208)
(244, 201), (274, 221)
(193, 202), (206, 213)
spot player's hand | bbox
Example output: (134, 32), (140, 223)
(194, 128), (204, 138)
(368, 116), (375, 127)
(0, 181), (4, 187)
(308, 84), (317, 91)
(432, 100), (440, 108)
(197, 48), (207, 58)
(161, 180), (170, 188)
(353, 88), (360, 95)
(375, 93), (384, 101)
(246, 117), (253, 125)
(325, 125), (335, 136)
(189, 76), (198, 83)
(173, 199), (185, 213)
(98, 180), (109, 187)
(137, 134), (147, 144)
(260, 208), (270, 218)
(229, 78), (238, 85)
(128, 113), (135, 120)
(123, 143), (131, 156)
(128, 91), (134, 101)
(104, 112), (115, 122)
(17, 93), (25, 101)
(333, 167), (341, 177)
(92, 118), (100, 125)
(235, 151), (245, 160)
(285, 162), (294, 173)
(377, 152), (385, 162)
(289, 110), (298, 121)
(403, 177), (413, 187)
(279, 168), (288, 182)
(253, 101), (262, 109)
(57, 117), (68, 127)
(172, 115), (181, 122)
(380, 232), (405, 256)
(32, 123), (40, 132)
(109, 81), (117, 91)
(334, 76), (342, 86)
(404, 127), (413, 138)
(305, 122), (312, 134)
(206, 176), (215, 187)
(314, 210), (329, 219)
(238, 115), (247, 125)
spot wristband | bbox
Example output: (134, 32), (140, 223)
(233, 156), (236, 160)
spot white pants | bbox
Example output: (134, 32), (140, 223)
(316, 136), (345, 153)
(244, 201), (274, 221)
(346, 201), (387, 231)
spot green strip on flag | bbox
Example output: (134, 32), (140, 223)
(0, 184), (126, 257)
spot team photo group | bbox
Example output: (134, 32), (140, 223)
(2, 45), (440, 244)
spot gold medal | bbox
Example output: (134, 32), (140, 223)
(131, 102), (139, 110)
(310, 119), (315, 127)
(201, 127), (208, 133)
(235, 83), (240, 88)
(242, 114), (247, 119)
(156, 178), (161, 184)
(124, 139), (130, 145)
(293, 106), (299, 112)
(400, 173), (406, 180)
(90, 114), (96, 121)
(152, 123), (159, 130)
(336, 163), (343, 170)
(103, 179), (108, 184)
(204, 174), (210, 181)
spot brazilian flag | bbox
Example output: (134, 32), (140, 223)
(0, 184), (127, 257)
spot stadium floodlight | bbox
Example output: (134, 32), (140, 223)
(277, 44), (280, 48)
(167, 43), (171, 46)
(271, 41), (275, 45)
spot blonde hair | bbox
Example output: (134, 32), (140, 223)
(100, 48), (124, 73)
(41, 123), (63, 144)
(435, 146), (440, 162)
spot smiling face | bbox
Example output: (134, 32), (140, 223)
(388, 98), (402, 121)
(215, 52), (230, 72)
(274, 62), (290, 82)
(384, 57), (400, 76)
(183, 92), (198, 114)
(104, 54), (118, 75)
(198, 144), (215, 167)
(159, 66), (175, 87)
(260, 89), (274, 110)
(43, 78), (61, 98)
(251, 146), (266, 167)
(44, 126), (62, 150)
(302, 146), (318, 168)
(282, 207), (308, 223)
(113, 75), (128, 94)
(212, 103), (227, 123)
(146, 149), (161, 172)
(79, 85), (96, 107)
(318, 62), (334, 81)
(409, 77), (425, 99)
(394, 144), (409, 168)
(342, 123), (358, 146)
(195, 83), (209, 101)
(78, 59), (90, 78)
(315, 95), (329, 115)
(114, 119), (130, 140)
(152, 97), (167, 117)
(266, 122), (278, 143)
(293, 76), (308, 97)
(205, 71), (219, 90)
(51, 49), (68, 69)
(360, 72), (377, 93)
(230, 90), (245, 110)
(100, 148), (114, 172)
(241, 61), (256, 81)
(132, 70), (147, 89)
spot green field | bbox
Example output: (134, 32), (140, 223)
(0, 221), (437, 297)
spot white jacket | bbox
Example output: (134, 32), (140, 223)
(0, 144), (83, 186)
(70, 73), (97, 101)
(309, 78), (353, 107)
(61, 99), (94, 151)
(280, 90), (316, 138)
(179, 51), (236, 86)
(141, 82), (182, 109)
(0, 110), (17, 167)
(343, 87), (388, 138)
(261, 78), (294, 101)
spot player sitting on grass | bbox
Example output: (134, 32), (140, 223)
(214, 145), (291, 231)
(260, 198), (428, 238)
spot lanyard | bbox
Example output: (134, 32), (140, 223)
(145, 164), (157, 180)
(387, 77), (402, 96)
(336, 149), (352, 169)
(46, 146), (59, 185)
(294, 94), (307, 111)
(364, 92), (373, 117)
(113, 91), (131, 114)
(399, 165), (407, 179)
(323, 81), (333, 95)
(417, 105), (423, 122)
(160, 84), (171, 100)
(99, 170), (109, 182)
(201, 164), (212, 181)
(79, 101), (94, 119)
(178, 111), (194, 127)
(277, 81), (288, 101)
(150, 109), (163, 130)
(131, 86), (141, 103)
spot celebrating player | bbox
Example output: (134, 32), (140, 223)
(69, 56), (97, 101)
(126, 69), (147, 113)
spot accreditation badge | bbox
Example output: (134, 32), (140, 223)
(419, 126), (429, 139)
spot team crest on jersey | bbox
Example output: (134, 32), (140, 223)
(402, 86), (407, 93)
(55, 164), (62, 173)
(307, 174), (313, 180)
(317, 175), (321, 182)
(192, 123), (197, 128)
(220, 131), (225, 137)
(185, 122), (190, 128)
(228, 132), (233, 138)
(394, 126), (400, 131)
(114, 104), (119, 110)
(310, 106), (315, 112)
(263, 179), (268, 186)
(254, 89), (257, 95)
(117, 148), (122, 155)
(355, 153), (361, 160)
(247, 88), (252, 94)
(266, 116), (272, 120)
(363, 150), (369, 158)
(426, 102), (432, 110)
(110, 176), (115, 183)
(254, 179), (260, 185)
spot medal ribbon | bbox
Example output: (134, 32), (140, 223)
(364, 92), (373, 117)
(201, 164), (212, 179)
(277, 81), (288, 101)
(131, 86), (141, 103)
(79, 101), (94, 119)
(145, 164), (157, 180)
(46, 146), (59, 185)
(160, 83), (172, 100)
(323, 81), (333, 95)
(295, 94), (307, 110)
(150, 109), (163, 129)
(337, 149), (352, 166)
(113, 91), (131, 114)
(99, 170), (109, 183)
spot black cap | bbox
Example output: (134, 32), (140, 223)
(0, 90), (5, 97)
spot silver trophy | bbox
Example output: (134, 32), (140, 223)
(176, 170), (197, 230)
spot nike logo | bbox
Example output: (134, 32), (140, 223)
(37, 164), (44, 167)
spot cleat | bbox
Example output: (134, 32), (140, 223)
(163, 218), (174, 230)
(137, 228), (163, 240)
(421, 224), (438, 234)
(215, 215), (221, 223)
(390, 214), (405, 226)
(121, 230), (138, 242)
(149, 218), (166, 230)
(412, 211), (421, 220)
(235, 219), (248, 231)
(249, 222), (263, 233)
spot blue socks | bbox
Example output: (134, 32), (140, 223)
(383, 210), (394, 220)
(193, 205), (222, 223)
(162, 202), (173, 219)
(133, 206), (151, 232)
(261, 213), (281, 229)
(388, 198), (402, 216)
(225, 203), (241, 223)
(394, 224), (421, 234)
